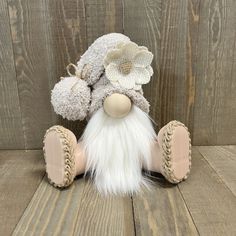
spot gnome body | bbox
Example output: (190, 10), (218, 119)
(43, 33), (191, 195)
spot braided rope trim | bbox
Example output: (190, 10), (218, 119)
(161, 120), (192, 184)
(43, 126), (76, 188)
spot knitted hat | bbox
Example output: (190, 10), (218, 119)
(51, 33), (154, 120)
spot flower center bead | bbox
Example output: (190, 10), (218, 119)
(119, 61), (132, 75)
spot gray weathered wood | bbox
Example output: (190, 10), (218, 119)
(2, 0), (236, 148)
(192, 0), (236, 145)
(0, 0), (24, 149)
(156, 0), (192, 129)
(85, 0), (124, 46)
(179, 147), (236, 236)
(7, 0), (88, 149)
(187, 0), (200, 137)
(8, 0), (55, 149)
(73, 181), (135, 236)
(221, 145), (236, 155)
(13, 176), (85, 236)
(197, 146), (236, 196)
(13, 177), (134, 236)
(1, 146), (236, 235)
(133, 184), (198, 235)
(0, 150), (45, 235)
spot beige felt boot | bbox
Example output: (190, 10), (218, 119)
(148, 121), (191, 183)
(43, 126), (86, 188)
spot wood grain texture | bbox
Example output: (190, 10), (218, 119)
(197, 146), (236, 196)
(2, 0), (236, 148)
(192, 0), (236, 145)
(132, 184), (198, 235)
(157, 0), (192, 129)
(7, 0), (88, 149)
(13, 177), (134, 236)
(7, 0), (55, 149)
(0, 0), (24, 149)
(1, 147), (236, 235)
(13, 176), (86, 236)
(187, 0), (200, 137)
(0, 150), (45, 235)
(73, 181), (135, 236)
(221, 145), (236, 155)
(179, 147), (236, 236)
(85, 0), (124, 46)
(124, 0), (194, 134)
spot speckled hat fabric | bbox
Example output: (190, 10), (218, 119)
(51, 33), (154, 121)
(77, 33), (130, 86)
(89, 74), (150, 117)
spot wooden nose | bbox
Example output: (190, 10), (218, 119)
(103, 93), (132, 118)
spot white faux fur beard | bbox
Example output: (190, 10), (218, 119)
(81, 105), (156, 195)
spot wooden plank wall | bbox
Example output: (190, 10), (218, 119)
(0, 0), (25, 149)
(0, 0), (236, 149)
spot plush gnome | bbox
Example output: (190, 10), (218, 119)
(43, 33), (191, 195)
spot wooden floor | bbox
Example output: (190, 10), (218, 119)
(0, 146), (235, 236)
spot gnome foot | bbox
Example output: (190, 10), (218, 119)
(43, 125), (86, 188)
(148, 121), (191, 183)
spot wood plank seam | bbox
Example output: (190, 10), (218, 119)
(197, 147), (236, 197)
(131, 196), (137, 236)
(11, 173), (46, 234)
(178, 147), (236, 235)
(0, 0), (25, 149)
(5, 0), (27, 150)
(187, 0), (201, 145)
(177, 185), (200, 236)
(192, 0), (236, 145)
(72, 180), (87, 236)
(83, 0), (89, 49)
(229, 30), (236, 85)
(121, 0), (125, 34)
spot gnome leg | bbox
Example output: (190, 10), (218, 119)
(147, 121), (191, 183)
(43, 125), (86, 188)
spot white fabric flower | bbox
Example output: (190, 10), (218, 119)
(103, 42), (154, 90)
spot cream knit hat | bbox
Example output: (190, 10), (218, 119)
(51, 33), (154, 120)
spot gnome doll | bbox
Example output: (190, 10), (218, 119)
(43, 33), (191, 195)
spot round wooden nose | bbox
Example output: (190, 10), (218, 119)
(103, 93), (132, 118)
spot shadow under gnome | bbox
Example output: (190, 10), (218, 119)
(43, 33), (191, 195)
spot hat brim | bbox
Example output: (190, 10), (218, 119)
(89, 84), (150, 117)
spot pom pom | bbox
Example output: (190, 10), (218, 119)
(51, 77), (90, 121)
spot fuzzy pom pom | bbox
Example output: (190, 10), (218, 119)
(51, 77), (90, 121)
